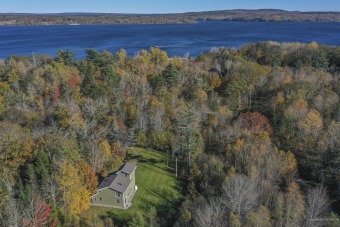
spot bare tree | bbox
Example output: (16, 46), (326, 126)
(193, 197), (225, 227)
(0, 199), (23, 227)
(89, 140), (101, 172)
(305, 185), (330, 227)
(42, 178), (59, 207)
(222, 174), (260, 216)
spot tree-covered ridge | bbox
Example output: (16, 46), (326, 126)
(1, 9), (340, 25)
(0, 42), (339, 226)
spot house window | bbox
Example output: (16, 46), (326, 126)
(94, 198), (97, 202)
(116, 191), (121, 197)
(99, 197), (102, 201)
(117, 199), (120, 203)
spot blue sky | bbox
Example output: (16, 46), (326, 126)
(1, 0), (340, 13)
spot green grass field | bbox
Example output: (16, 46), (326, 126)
(85, 148), (184, 224)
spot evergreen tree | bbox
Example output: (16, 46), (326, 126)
(162, 64), (180, 89)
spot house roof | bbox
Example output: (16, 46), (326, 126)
(98, 172), (117, 190)
(97, 162), (137, 193)
(120, 162), (137, 175)
(110, 173), (131, 193)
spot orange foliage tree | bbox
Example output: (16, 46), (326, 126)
(77, 160), (98, 194)
(22, 199), (56, 227)
(237, 112), (273, 134)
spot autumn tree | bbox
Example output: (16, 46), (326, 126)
(22, 199), (54, 227)
(76, 160), (98, 194)
(284, 182), (305, 226)
(246, 205), (271, 227)
(55, 161), (91, 216)
(298, 109), (323, 139)
(149, 47), (168, 66)
(0, 122), (33, 171)
(237, 112), (273, 134)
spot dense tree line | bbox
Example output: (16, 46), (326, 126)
(0, 42), (339, 226)
(1, 9), (340, 26)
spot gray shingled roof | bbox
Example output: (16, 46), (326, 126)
(98, 173), (117, 190)
(97, 162), (137, 193)
(110, 174), (131, 193)
(120, 162), (137, 175)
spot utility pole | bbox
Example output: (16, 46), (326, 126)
(186, 127), (191, 170)
(167, 149), (169, 167)
(32, 52), (37, 67)
(175, 157), (178, 178)
(188, 152), (191, 170)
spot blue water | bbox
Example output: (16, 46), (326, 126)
(0, 21), (340, 59)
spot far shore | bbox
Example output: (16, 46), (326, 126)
(1, 9), (340, 26)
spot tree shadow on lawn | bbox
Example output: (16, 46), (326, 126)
(125, 153), (143, 161)
(127, 151), (174, 173)
(138, 157), (158, 164)
(139, 164), (174, 177)
(105, 211), (129, 227)
(139, 184), (184, 219)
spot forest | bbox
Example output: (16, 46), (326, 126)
(0, 41), (339, 226)
(1, 9), (340, 25)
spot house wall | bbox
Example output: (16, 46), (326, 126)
(131, 170), (136, 185)
(125, 177), (135, 203)
(91, 188), (124, 208)
(116, 170), (136, 203)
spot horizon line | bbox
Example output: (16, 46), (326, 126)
(1, 9), (340, 15)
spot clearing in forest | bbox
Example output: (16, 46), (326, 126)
(85, 147), (184, 224)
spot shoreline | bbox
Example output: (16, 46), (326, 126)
(1, 20), (340, 27)
(1, 9), (340, 26)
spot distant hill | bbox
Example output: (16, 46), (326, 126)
(1, 9), (340, 25)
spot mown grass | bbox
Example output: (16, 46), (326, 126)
(85, 147), (184, 225)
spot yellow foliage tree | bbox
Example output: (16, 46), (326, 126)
(0, 122), (33, 171)
(246, 205), (271, 227)
(279, 151), (298, 183)
(309, 41), (319, 49)
(196, 89), (208, 102)
(99, 140), (112, 160)
(126, 104), (137, 127)
(229, 212), (241, 227)
(55, 161), (91, 216)
(284, 98), (309, 120)
(299, 109), (323, 138)
(170, 56), (184, 69)
(77, 160), (98, 195)
(117, 49), (127, 61)
(284, 182), (305, 226)
(150, 47), (168, 66)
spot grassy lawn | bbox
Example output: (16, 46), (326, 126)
(85, 147), (184, 225)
